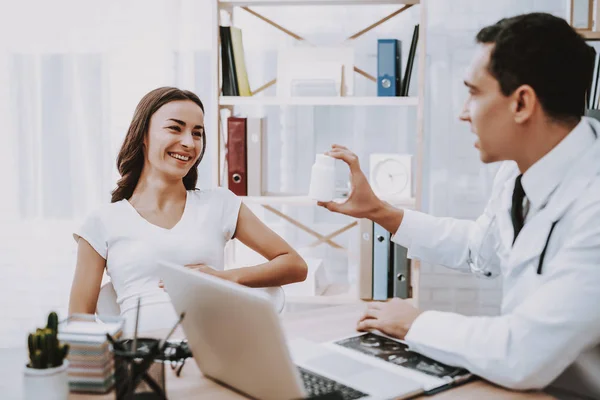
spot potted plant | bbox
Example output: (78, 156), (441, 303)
(23, 311), (70, 400)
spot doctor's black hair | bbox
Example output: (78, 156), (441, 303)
(476, 12), (595, 124)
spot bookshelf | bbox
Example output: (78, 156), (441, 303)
(286, 283), (418, 305)
(240, 195), (416, 208)
(287, 283), (359, 305)
(582, 31), (600, 40)
(209, 0), (427, 306)
(218, 0), (420, 6)
(220, 95), (419, 106)
(569, 0), (600, 40)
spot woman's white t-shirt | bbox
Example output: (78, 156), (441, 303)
(73, 188), (241, 334)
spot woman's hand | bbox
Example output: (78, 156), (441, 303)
(227, 203), (307, 287)
(158, 264), (230, 290)
(184, 263), (228, 279)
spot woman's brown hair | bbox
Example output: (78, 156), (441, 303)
(111, 87), (206, 203)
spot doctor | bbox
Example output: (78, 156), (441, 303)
(319, 12), (600, 399)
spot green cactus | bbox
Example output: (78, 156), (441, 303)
(31, 349), (43, 369)
(47, 312), (58, 332)
(26, 311), (70, 369)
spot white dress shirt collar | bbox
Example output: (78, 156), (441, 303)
(521, 118), (596, 210)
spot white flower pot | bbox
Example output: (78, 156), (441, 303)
(23, 360), (69, 400)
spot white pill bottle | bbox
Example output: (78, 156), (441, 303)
(308, 154), (336, 202)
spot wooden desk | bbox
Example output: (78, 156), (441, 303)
(0, 305), (554, 400)
(81, 304), (554, 399)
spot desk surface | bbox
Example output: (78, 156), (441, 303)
(2, 305), (554, 400)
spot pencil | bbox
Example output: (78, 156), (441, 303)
(132, 297), (141, 353)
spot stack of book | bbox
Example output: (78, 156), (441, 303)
(58, 315), (124, 393)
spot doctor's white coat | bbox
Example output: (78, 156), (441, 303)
(395, 118), (600, 399)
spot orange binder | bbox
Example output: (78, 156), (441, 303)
(227, 117), (247, 196)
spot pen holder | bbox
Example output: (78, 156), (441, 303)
(113, 338), (167, 400)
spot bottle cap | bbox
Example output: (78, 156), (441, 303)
(315, 154), (335, 167)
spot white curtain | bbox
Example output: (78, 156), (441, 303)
(4, 53), (110, 219)
(0, 0), (215, 221)
(0, 0), (214, 347)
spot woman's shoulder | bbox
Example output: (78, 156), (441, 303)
(73, 201), (129, 249)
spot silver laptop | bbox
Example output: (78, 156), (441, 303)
(160, 262), (427, 400)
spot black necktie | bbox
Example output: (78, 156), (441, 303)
(511, 174), (526, 245)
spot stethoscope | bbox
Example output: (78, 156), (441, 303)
(537, 121), (598, 274)
(536, 221), (557, 275)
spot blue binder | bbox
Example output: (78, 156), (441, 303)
(377, 39), (402, 97)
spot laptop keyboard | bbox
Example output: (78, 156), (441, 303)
(298, 366), (367, 399)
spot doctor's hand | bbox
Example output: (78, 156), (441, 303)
(317, 145), (383, 219)
(357, 298), (423, 340)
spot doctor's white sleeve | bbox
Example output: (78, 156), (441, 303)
(392, 162), (514, 272)
(403, 202), (600, 390)
(391, 210), (480, 272)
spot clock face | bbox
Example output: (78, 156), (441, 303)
(372, 158), (409, 195)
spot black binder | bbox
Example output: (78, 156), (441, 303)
(390, 243), (411, 299)
(401, 24), (419, 96)
(219, 26), (239, 96)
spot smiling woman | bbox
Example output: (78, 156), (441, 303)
(111, 88), (207, 203)
(68, 87), (307, 334)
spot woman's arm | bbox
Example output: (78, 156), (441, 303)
(68, 239), (106, 315)
(204, 203), (307, 287)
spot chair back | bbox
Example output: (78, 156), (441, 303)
(96, 281), (121, 317)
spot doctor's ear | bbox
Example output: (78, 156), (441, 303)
(511, 85), (536, 124)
